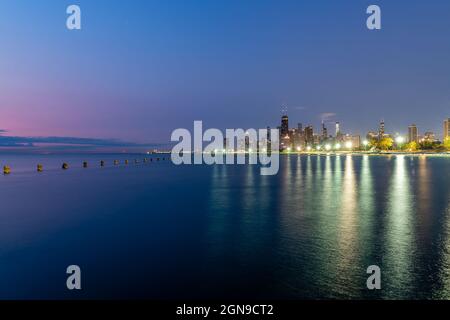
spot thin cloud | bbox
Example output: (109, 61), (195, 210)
(319, 113), (337, 121)
(0, 135), (161, 148)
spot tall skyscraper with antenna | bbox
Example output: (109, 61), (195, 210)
(280, 105), (289, 137)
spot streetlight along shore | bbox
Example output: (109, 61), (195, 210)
(279, 150), (450, 156)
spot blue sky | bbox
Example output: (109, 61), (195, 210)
(0, 0), (449, 145)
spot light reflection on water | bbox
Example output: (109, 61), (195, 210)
(204, 155), (450, 299)
(337, 156), (358, 293)
(384, 155), (415, 297)
(0, 154), (450, 299)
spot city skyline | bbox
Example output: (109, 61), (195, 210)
(274, 114), (450, 140)
(0, 113), (449, 151)
(275, 113), (450, 152)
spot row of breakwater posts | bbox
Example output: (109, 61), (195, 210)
(2, 157), (167, 175)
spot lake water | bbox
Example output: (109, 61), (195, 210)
(0, 154), (449, 299)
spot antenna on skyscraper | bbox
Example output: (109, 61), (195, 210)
(281, 104), (288, 116)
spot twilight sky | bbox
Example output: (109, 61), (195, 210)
(0, 0), (449, 145)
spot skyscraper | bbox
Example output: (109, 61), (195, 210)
(266, 126), (272, 151)
(321, 121), (328, 140)
(281, 115), (289, 137)
(378, 120), (385, 140)
(408, 124), (418, 143)
(305, 125), (314, 145)
(335, 122), (340, 137)
(444, 118), (450, 141)
(245, 134), (250, 151)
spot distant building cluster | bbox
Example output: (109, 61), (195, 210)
(275, 113), (450, 152)
(276, 113), (360, 152)
(404, 118), (450, 144)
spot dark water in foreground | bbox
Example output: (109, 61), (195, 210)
(0, 154), (450, 299)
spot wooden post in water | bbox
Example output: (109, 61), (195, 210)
(3, 166), (11, 175)
(62, 163), (69, 170)
(125, 160), (129, 165)
(114, 160), (119, 165)
(83, 161), (88, 168)
(100, 160), (105, 167)
(37, 164), (43, 172)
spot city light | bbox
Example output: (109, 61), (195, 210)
(396, 136), (405, 144)
(273, 115), (449, 154)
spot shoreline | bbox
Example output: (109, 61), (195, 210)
(279, 151), (450, 157)
(0, 150), (449, 157)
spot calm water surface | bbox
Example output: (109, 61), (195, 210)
(0, 154), (449, 299)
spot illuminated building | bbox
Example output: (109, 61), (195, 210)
(378, 120), (385, 140)
(444, 118), (450, 140)
(304, 125), (314, 145)
(366, 131), (378, 141)
(321, 121), (328, 141)
(343, 134), (361, 149)
(335, 122), (341, 137)
(408, 124), (418, 143)
(422, 131), (437, 143)
(281, 115), (289, 137)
